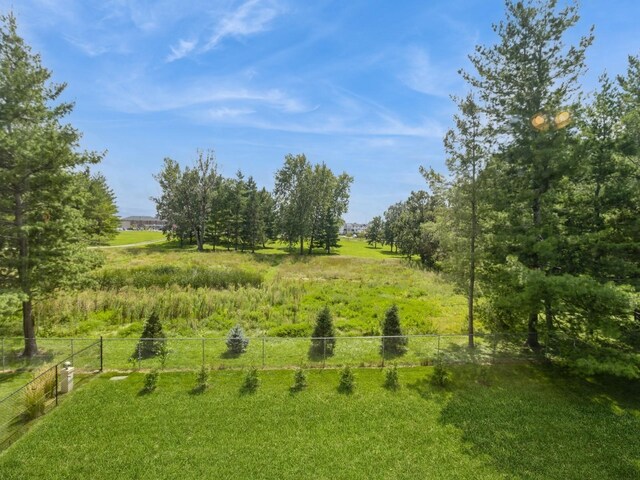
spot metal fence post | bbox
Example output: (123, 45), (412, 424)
(381, 337), (385, 368)
(70, 338), (75, 365)
(55, 364), (59, 406)
(100, 336), (103, 372)
(262, 337), (266, 368)
(323, 338), (326, 369)
(437, 335), (441, 359)
(137, 342), (142, 370)
(202, 338), (205, 366)
(1, 338), (4, 372)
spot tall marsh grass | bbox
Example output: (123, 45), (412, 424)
(93, 265), (262, 290)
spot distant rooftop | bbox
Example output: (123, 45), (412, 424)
(121, 216), (160, 221)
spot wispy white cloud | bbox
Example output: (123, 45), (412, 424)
(206, 107), (255, 119)
(166, 39), (197, 62)
(163, 0), (283, 61)
(401, 46), (458, 97)
(105, 78), (310, 115)
(204, 0), (282, 51)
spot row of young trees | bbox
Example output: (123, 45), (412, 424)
(374, 1), (640, 377)
(153, 152), (353, 254)
(0, 14), (119, 356)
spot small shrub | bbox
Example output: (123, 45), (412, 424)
(132, 312), (165, 360)
(310, 306), (336, 357)
(381, 304), (408, 355)
(337, 365), (355, 394)
(158, 341), (170, 369)
(241, 367), (260, 394)
(430, 361), (450, 388)
(291, 368), (308, 392)
(193, 365), (209, 393)
(226, 325), (249, 354)
(24, 385), (46, 420)
(476, 365), (491, 386)
(142, 369), (159, 393)
(384, 364), (400, 390)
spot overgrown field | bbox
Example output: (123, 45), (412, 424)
(1, 365), (638, 479)
(12, 238), (467, 338)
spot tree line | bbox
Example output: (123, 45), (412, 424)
(368, 0), (640, 378)
(152, 152), (353, 254)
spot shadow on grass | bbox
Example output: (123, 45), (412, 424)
(437, 365), (640, 480)
(219, 350), (242, 360)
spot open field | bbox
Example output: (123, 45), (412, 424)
(1, 365), (638, 479)
(14, 239), (467, 339)
(107, 231), (166, 246)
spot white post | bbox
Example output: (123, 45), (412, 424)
(60, 361), (75, 393)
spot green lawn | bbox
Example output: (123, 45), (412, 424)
(108, 230), (166, 246)
(1, 365), (638, 479)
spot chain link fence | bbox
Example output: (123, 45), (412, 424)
(53, 333), (542, 371)
(0, 340), (102, 448)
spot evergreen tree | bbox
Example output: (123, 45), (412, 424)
(381, 304), (408, 355)
(226, 324), (249, 354)
(134, 312), (166, 359)
(76, 170), (120, 245)
(241, 176), (260, 252)
(365, 216), (384, 248)
(0, 14), (103, 356)
(438, 93), (489, 347)
(310, 306), (336, 356)
(383, 202), (403, 252)
(461, 0), (594, 348)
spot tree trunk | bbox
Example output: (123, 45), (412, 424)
(22, 300), (37, 357)
(526, 312), (541, 349)
(308, 236), (313, 255)
(299, 236), (304, 255)
(15, 191), (37, 357)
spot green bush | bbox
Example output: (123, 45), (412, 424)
(241, 367), (259, 394)
(23, 384), (46, 420)
(226, 325), (249, 354)
(132, 312), (165, 360)
(381, 304), (408, 355)
(193, 366), (209, 393)
(430, 361), (450, 388)
(310, 306), (336, 356)
(267, 323), (312, 338)
(384, 364), (400, 390)
(142, 369), (159, 393)
(291, 368), (308, 392)
(337, 365), (355, 394)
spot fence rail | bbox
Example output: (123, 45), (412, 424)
(0, 333), (545, 375)
(0, 340), (102, 448)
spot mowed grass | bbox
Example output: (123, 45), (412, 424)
(27, 239), (467, 338)
(1, 365), (638, 479)
(107, 230), (165, 246)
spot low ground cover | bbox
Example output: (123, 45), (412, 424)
(0, 365), (638, 479)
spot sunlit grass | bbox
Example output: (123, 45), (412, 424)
(107, 231), (165, 246)
(1, 365), (638, 479)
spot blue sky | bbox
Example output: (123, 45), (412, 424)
(3, 0), (639, 222)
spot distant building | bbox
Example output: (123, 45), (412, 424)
(120, 216), (166, 230)
(340, 222), (369, 236)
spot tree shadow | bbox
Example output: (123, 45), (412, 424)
(219, 350), (242, 359)
(437, 365), (640, 479)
